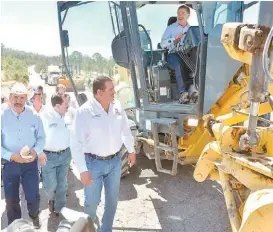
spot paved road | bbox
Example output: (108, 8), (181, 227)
(1, 155), (231, 232)
(27, 65), (92, 106)
(1, 69), (231, 232)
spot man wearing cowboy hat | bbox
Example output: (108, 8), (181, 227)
(1, 82), (45, 228)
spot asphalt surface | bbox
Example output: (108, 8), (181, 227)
(1, 68), (231, 232)
(1, 155), (231, 232)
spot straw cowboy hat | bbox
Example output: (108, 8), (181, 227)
(2, 82), (34, 100)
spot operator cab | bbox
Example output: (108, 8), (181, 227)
(111, 2), (204, 108)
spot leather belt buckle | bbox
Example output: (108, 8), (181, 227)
(44, 147), (69, 155)
(84, 152), (118, 160)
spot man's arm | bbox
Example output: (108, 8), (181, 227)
(120, 109), (135, 154)
(161, 26), (175, 50)
(1, 111), (14, 161)
(1, 145), (13, 161)
(33, 115), (46, 155)
(70, 109), (88, 174)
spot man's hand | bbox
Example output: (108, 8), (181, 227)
(80, 171), (92, 186)
(10, 152), (33, 163)
(128, 153), (136, 168)
(38, 152), (47, 165)
(175, 33), (183, 40)
(28, 148), (37, 162)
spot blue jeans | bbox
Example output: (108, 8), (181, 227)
(41, 149), (71, 213)
(3, 160), (40, 225)
(168, 53), (186, 93)
(84, 154), (121, 232)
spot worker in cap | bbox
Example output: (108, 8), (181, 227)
(1, 82), (45, 228)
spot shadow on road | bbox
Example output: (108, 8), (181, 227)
(1, 151), (231, 232)
(117, 152), (231, 232)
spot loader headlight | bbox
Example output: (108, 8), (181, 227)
(187, 118), (199, 127)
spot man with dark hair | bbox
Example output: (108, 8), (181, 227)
(31, 91), (45, 114)
(77, 93), (88, 105)
(91, 75), (113, 96)
(71, 76), (136, 231)
(1, 83), (45, 228)
(40, 93), (72, 216)
(1, 95), (7, 104)
(161, 4), (191, 103)
(36, 85), (46, 105)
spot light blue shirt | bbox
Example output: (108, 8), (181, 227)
(40, 108), (71, 151)
(161, 22), (190, 51)
(1, 106), (45, 161)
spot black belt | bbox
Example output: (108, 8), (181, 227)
(84, 152), (119, 160)
(44, 147), (69, 155)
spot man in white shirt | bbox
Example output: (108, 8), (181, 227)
(70, 76), (136, 232)
(31, 91), (45, 114)
(30, 90), (46, 179)
(161, 5), (191, 103)
(40, 94), (71, 216)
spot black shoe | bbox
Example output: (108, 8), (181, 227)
(55, 212), (60, 217)
(32, 216), (41, 229)
(179, 92), (190, 104)
(48, 200), (55, 213)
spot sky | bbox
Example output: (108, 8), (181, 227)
(1, 1), (197, 58)
(1, 1), (259, 58)
(1, 1), (61, 56)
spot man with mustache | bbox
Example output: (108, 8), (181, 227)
(161, 4), (191, 104)
(70, 76), (136, 232)
(40, 93), (71, 216)
(1, 82), (45, 228)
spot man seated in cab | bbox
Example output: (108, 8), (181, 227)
(161, 4), (191, 104)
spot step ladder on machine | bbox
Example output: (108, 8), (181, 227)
(151, 118), (179, 176)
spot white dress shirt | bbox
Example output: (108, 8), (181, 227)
(70, 97), (135, 173)
(40, 108), (71, 151)
(161, 22), (190, 51)
(65, 107), (76, 126)
(31, 105), (45, 114)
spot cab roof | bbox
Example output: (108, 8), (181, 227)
(57, 1), (194, 12)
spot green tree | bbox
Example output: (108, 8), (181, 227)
(69, 51), (83, 74)
(2, 56), (29, 84)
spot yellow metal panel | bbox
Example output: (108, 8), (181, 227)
(207, 168), (220, 181)
(193, 141), (221, 182)
(239, 189), (273, 232)
(216, 102), (273, 126)
(213, 124), (273, 156)
(219, 170), (241, 232)
(222, 43), (253, 65)
(178, 126), (214, 158)
(220, 157), (273, 190)
(223, 152), (273, 179)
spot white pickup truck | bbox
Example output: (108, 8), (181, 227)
(47, 65), (61, 86)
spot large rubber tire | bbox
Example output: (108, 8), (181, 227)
(120, 146), (129, 178)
